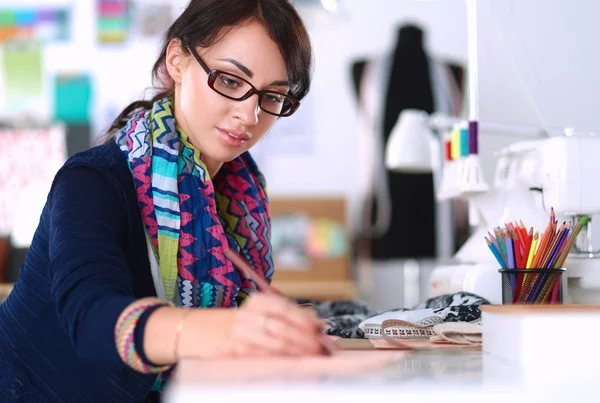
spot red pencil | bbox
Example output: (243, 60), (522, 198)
(513, 231), (523, 268)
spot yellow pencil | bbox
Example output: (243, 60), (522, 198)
(526, 231), (539, 269)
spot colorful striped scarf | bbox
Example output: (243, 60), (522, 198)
(116, 97), (273, 308)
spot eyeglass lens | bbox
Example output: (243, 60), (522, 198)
(212, 71), (294, 116)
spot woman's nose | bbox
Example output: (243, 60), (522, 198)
(233, 94), (260, 126)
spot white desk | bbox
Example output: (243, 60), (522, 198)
(164, 348), (597, 402)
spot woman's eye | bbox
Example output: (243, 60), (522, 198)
(220, 76), (240, 88)
(264, 94), (284, 104)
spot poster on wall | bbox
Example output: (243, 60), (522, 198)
(131, 0), (175, 38)
(54, 73), (93, 124)
(97, 0), (130, 44)
(1, 41), (44, 114)
(0, 6), (70, 43)
(0, 125), (67, 245)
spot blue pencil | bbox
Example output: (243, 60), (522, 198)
(486, 237), (507, 268)
(488, 231), (500, 250)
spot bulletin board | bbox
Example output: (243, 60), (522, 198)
(269, 197), (351, 283)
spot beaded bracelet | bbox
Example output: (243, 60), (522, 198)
(115, 297), (174, 374)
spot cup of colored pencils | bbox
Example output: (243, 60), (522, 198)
(485, 209), (588, 304)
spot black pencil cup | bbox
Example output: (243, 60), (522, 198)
(499, 268), (565, 305)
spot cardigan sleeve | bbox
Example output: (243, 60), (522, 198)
(47, 163), (142, 368)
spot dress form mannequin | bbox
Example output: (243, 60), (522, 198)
(353, 25), (437, 261)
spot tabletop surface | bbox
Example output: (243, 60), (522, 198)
(164, 346), (597, 403)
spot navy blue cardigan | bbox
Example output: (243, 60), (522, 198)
(0, 142), (164, 402)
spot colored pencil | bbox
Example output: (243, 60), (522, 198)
(486, 237), (506, 268)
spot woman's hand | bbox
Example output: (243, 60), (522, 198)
(145, 294), (326, 364)
(225, 292), (325, 357)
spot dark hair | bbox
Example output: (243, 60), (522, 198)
(101, 0), (312, 143)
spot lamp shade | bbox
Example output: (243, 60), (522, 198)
(385, 109), (434, 173)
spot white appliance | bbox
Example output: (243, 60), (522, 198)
(429, 131), (600, 305)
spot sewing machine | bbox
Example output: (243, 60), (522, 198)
(429, 131), (600, 305)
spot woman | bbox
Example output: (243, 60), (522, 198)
(0, 1), (323, 401)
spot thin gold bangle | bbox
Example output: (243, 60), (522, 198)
(173, 309), (192, 363)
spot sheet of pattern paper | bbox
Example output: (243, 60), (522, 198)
(0, 125), (67, 242)
(174, 350), (406, 385)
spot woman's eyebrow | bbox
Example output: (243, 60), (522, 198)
(270, 80), (289, 87)
(218, 58), (289, 86)
(218, 58), (253, 78)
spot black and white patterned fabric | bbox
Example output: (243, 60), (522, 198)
(296, 292), (489, 339)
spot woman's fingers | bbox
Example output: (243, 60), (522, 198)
(246, 293), (321, 330)
(260, 313), (322, 355)
(235, 294), (325, 356)
(231, 312), (315, 356)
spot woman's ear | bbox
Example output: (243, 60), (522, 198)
(165, 38), (187, 84)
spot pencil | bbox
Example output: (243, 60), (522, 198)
(526, 231), (538, 269)
(540, 222), (565, 268)
(506, 231), (515, 269)
(497, 228), (508, 262)
(555, 216), (588, 268)
(548, 222), (570, 268)
(519, 227), (533, 268)
(486, 237), (506, 268)
(488, 231), (499, 251)
(531, 222), (553, 268)
(512, 231), (522, 268)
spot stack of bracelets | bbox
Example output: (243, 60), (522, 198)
(114, 297), (175, 374)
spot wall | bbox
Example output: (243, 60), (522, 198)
(478, 0), (600, 135)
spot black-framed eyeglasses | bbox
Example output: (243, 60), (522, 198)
(185, 44), (300, 117)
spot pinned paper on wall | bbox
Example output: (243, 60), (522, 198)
(306, 218), (349, 259)
(1, 41), (43, 113)
(0, 7), (70, 43)
(97, 0), (130, 44)
(132, 0), (174, 37)
(0, 125), (67, 242)
(271, 214), (311, 269)
(271, 213), (350, 270)
(54, 73), (93, 124)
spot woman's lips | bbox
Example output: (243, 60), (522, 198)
(217, 128), (248, 147)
